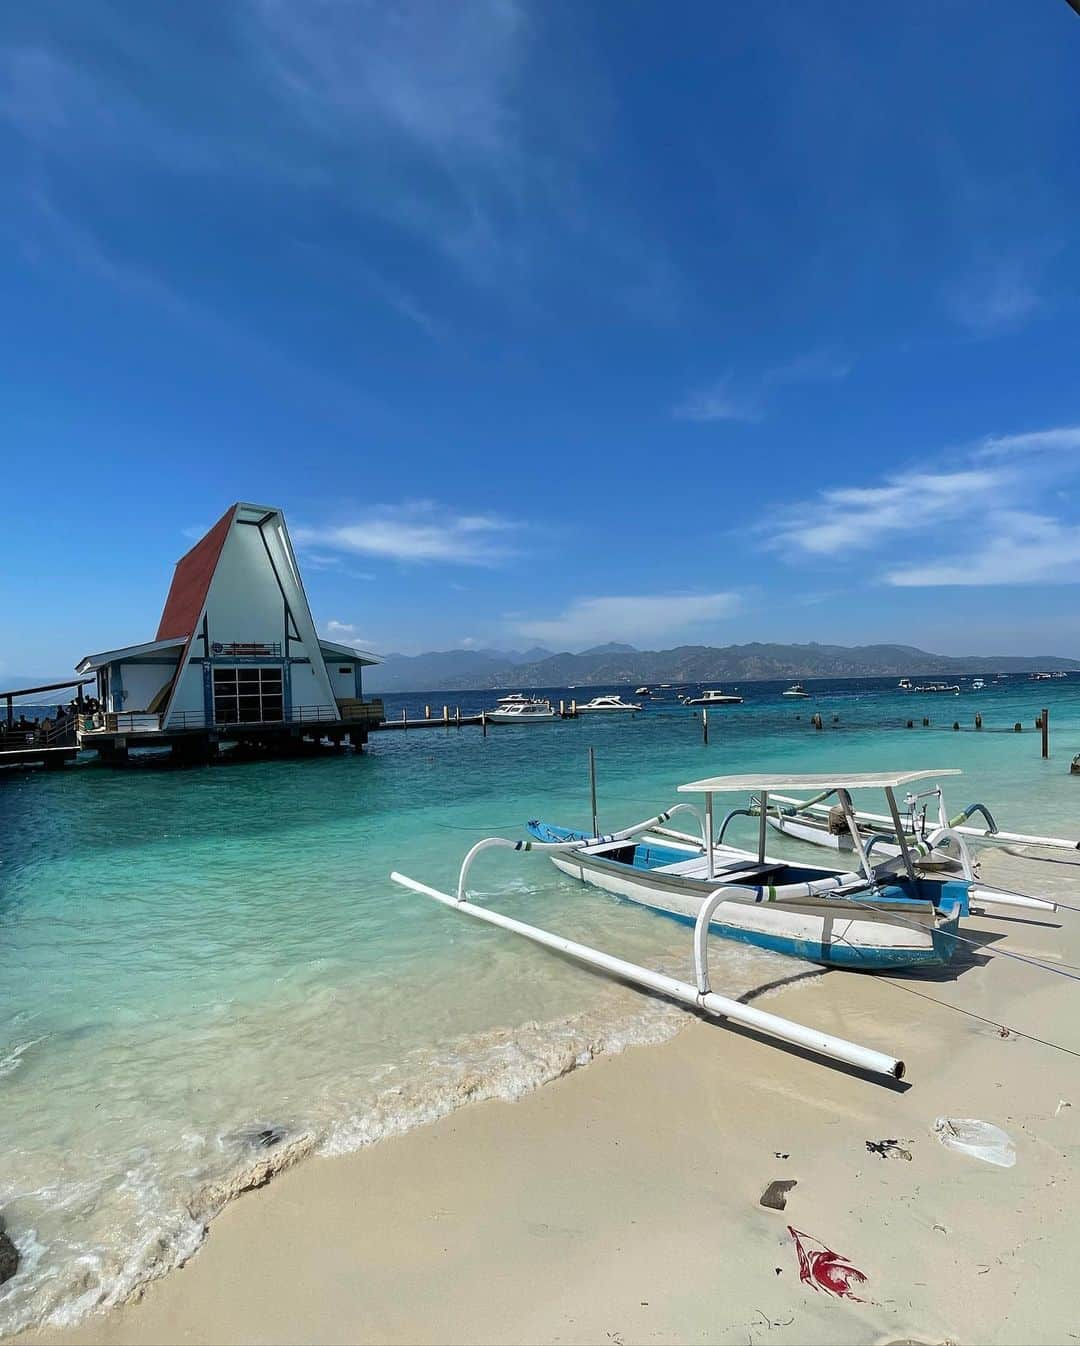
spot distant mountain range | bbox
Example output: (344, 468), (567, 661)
(364, 641), (1079, 694)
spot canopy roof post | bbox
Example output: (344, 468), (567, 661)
(836, 789), (874, 881)
(884, 786), (916, 882)
(705, 793), (714, 880)
(758, 790), (769, 863)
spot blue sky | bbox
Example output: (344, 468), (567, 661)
(2, 0), (1079, 676)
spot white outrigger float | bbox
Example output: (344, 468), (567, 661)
(390, 769), (1058, 1082)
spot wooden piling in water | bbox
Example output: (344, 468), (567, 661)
(702, 708), (709, 744)
(424, 704), (431, 719)
(1042, 707), (1050, 759)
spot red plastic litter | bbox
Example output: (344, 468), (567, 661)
(788, 1226), (867, 1301)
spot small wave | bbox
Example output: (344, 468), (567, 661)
(0, 1038), (46, 1080)
(0, 995), (686, 1340)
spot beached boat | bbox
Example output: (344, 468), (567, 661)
(684, 688), (743, 705)
(391, 769), (1061, 1080)
(576, 694), (642, 713)
(782, 683), (809, 698)
(485, 699), (557, 723)
(755, 779), (1080, 878)
(527, 772), (978, 972)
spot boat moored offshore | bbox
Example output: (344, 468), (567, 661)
(685, 688), (743, 705)
(485, 699), (558, 723)
(576, 694), (642, 713)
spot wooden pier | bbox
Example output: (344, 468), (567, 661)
(375, 701), (580, 732)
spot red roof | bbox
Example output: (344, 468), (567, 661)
(155, 505), (235, 641)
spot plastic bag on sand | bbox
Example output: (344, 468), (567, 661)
(933, 1117), (1016, 1168)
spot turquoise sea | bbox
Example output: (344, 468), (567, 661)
(2, 675), (1079, 1335)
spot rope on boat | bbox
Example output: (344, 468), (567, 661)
(832, 892), (1080, 982)
(876, 976), (1080, 1063)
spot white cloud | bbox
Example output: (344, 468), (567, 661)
(296, 502), (518, 565)
(978, 426), (1080, 458)
(674, 374), (762, 424)
(324, 620), (376, 648)
(886, 512), (1080, 587)
(945, 256), (1043, 336)
(771, 468), (1006, 557)
(674, 350), (850, 424)
(512, 592), (741, 649)
(249, 0), (526, 161)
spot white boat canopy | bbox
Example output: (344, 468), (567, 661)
(678, 769), (961, 794)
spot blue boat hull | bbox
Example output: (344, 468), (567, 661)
(528, 820), (965, 971)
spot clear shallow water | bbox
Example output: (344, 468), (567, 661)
(1, 675), (1079, 1334)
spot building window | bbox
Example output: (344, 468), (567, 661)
(212, 666), (284, 724)
(338, 666), (351, 674)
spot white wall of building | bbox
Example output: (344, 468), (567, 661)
(204, 525), (288, 649)
(110, 661), (178, 712)
(326, 661), (358, 700)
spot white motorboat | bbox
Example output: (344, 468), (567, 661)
(485, 699), (558, 723)
(496, 692), (533, 705)
(634, 686), (651, 696)
(576, 694), (642, 713)
(685, 688), (743, 705)
(971, 678), (985, 691)
(898, 678), (913, 690)
(782, 683), (809, 698)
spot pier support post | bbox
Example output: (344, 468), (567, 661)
(424, 704), (431, 719)
(1042, 708), (1050, 759)
(443, 705), (449, 724)
(702, 708), (709, 744)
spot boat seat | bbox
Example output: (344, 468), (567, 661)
(654, 856), (787, 883)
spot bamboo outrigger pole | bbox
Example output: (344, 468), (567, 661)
(389, 868), (905, 1082)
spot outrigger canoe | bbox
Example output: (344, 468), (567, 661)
(390, 769), (1056, 1080)
(528, 771), (974, 971)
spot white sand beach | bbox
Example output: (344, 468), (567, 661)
(23, 847), (1080, 1346)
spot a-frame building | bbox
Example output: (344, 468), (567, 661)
(76, 503), (381, 761)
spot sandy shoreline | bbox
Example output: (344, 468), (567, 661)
(21, 848), (1080, 1346)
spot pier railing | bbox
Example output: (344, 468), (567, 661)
(79, 702), (384, 735)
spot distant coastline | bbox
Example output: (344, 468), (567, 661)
(365, 640), (1079, 694)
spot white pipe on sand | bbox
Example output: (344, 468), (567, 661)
(390, 871), (905, 1081)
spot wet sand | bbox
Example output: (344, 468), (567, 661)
(26, 849), (1080, 1345)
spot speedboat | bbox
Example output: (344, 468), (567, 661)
(685, 688), (743, 705)
(971, 678), (985, 691)
(634, 686), (651, 697)
(576, 694), (642, 713)
(898, 679), (913, 690)
(782, 683), (809, 698)
(486, 699), (557, 723)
